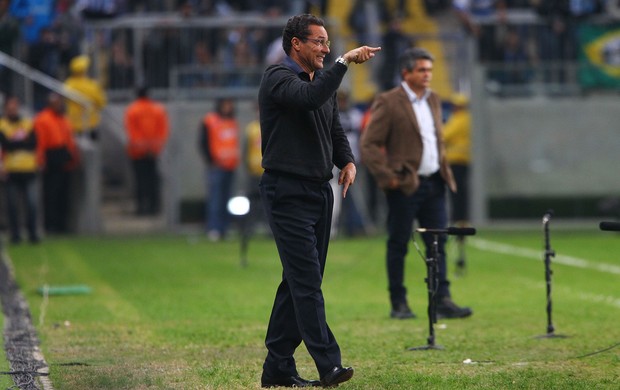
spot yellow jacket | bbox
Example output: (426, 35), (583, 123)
(0, 116), (38, 173)
(442, 109), (471, 165)
(64, 76), (107, 133)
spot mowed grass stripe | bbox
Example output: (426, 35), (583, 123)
(11, 237), (209, 388)
(35, 241), (145, 324)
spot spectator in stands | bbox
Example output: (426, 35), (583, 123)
(75, 0), (124, 19)
(442, 93), (471, 272)
(143, 29), (174, 88)
(55, 1), (84, 79)
(176, 1), (202, 66)
(124, 86), (169, 216)
(532, 0), (570, 85)
(28, 27), (61, 111)
(64, 55), (107, 139)
(498, 25), (532, 87)
(453, 0), (506, 62)
(424, 0), (451, 15)
(348, 0), (390, 46)
(10, 0), (57, 45)
(378, 16), (415, 91)
(198, 98), (239, 241)
(303, 0), (329, 15)
(179, 40), (214, 87)
(0, 96), (40, 244)
(34, 92), (79, 234)
(127, 0), (165, 13)
(531, 0), (601, 87)
(223, 27), (260, 87)
(0, 0), (20, 96)
(108, 36), (135, 89)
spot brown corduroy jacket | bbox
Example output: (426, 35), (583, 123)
(361, 86), (456, 196)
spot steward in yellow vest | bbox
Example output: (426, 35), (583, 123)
(0, 96), (40, 243)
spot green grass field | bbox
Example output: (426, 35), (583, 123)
(2, 227), (619, 389)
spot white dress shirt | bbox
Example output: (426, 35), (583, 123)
(401, 81), (439, 176)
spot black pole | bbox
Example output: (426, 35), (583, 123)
(543, 215), (554, 334)
(240, 214), (249, 268)
(455, 235), (466, 275)
(409, 233), (444, 351)
(537, 210), (567, 339)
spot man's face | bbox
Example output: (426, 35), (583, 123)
(403, 59), (433, 92)
(220, 99), (234, 117)
(49, 94), (65, 114)
(4, 98), (20, 119)
(297, 24), (330, 72)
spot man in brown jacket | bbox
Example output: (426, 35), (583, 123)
(361, 47), (472, 320)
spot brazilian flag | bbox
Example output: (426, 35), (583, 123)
(579, 23), (620, 88)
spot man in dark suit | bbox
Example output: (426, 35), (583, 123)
(361, 47), (473, 320)
(258, 13), (381, 388)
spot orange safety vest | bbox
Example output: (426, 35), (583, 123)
(125, 98), (169, 159)
(203, 113), (239, 170)
(33, 108), (79, 169)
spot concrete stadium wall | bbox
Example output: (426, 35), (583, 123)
(470, 91), (620, 222)
(481, 95), (620, 197)
(104, 93), (620, 225)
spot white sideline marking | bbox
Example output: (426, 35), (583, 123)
(469, 238), (620, 275)
(518, 277), (620, 309)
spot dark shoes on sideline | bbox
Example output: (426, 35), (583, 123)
(391, 298), (472, 320)
(261, 366), (354, 388)
(436, 297), (473, 319)
(261, 373), (320, 388)
(320, 366), (354, 388)
(390, 302), (416, 319)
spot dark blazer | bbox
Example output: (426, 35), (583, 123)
(361, 85), (456, 196)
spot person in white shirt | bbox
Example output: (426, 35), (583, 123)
(361, 47), (473, 320)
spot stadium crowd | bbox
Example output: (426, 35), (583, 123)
(1, 1), (613, 97)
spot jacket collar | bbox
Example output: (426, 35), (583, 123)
(282, 56), (320, 80)
(400, 81), (431, 103)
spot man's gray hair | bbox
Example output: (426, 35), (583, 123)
(398, 47), (434, 73)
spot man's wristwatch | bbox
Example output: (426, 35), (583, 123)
(335, 56), (349, 67)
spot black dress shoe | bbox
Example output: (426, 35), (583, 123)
(436, 297), (473, 319)
(261, 373), (321, 388)
(320, 366), (354, 387)
(390, 302), (416, 319)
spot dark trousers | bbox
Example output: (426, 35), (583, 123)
(131, 157), (160, 215)
(43, 169), (71, 233)
(260, 171), (341, 378)
(206, 166), (234, 235)
(6, 176), (39, 241)
(385, 173), (450, 307)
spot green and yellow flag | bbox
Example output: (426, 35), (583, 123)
(579, 23), (620, 88)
